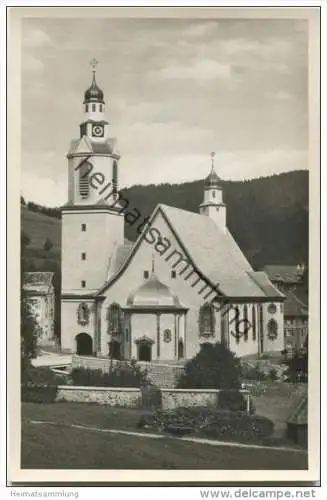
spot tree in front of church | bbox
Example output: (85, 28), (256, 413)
(21, 230), (41, 375)
(177, 342), (242, 389)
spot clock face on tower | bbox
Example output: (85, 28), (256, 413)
(92, 124), (104, 138)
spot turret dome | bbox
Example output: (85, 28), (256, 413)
(127, 272), (183, 308)
(204, 167), (221, 188)
(84, 72), (104, 104)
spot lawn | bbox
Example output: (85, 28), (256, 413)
(249, 381), (307, 437)
(21, 403), (307, 470)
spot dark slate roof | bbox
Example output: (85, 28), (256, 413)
(263, 265), (305, 284)
(23, 272), (54, 294)
(284, 291), (308, 317)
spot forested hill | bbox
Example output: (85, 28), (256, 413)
(122, 170), (308, 269)
(22, 170), (308, 270)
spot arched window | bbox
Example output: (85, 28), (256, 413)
(252, 305), (256, 341)
(85, 104), (89, 112)
(107, 302), (122, 335)
(199, 302), (215, 337)
(79, 161), (91, 198)
(77, 303), (89, 326)
(267, 319), (278, 340)
(243, 304), (248, 341)
(212, 190), (216, 198)
(99, 104), (102, 112)
(178, 339), (184, 359)
(92, 103), (96, 112)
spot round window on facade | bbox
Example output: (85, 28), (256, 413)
(268, 303), (277, 314)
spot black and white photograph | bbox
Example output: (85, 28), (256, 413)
(4, 4), (322, 486)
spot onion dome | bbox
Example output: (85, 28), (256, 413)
(127, 272), (183, 308)
(204, 167), (221, 188)
(84, 72), (104, 104)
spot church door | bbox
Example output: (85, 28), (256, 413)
(76, 333), (93, 355)
(138, 343), (152, 362)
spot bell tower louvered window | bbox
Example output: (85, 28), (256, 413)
(79, 161), (91, 198)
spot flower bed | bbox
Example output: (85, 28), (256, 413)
(138, 406), (274, 443)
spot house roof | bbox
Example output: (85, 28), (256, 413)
(98, 204), (282, 299)
(23, 272), (54, 294)
(284, 291), (308, 317)
(263, 265), (305, 284)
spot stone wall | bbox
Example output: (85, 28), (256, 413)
(56, 385), (141, 407)
(71, 355), (185, 389)
(55, 385), (250, 413)
(161, 388), (219, 410)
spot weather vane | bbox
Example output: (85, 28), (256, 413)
(90, 58), (99, 72)
(151, 252), (155, 274)
(210, 151), (215, 169)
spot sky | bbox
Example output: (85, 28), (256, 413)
(21, 17), (308, 207)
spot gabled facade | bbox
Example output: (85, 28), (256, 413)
(263, 265), (308, 353)
(61, 66), (285, 361)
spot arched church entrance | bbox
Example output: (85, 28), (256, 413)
(138, 343), (152, 362)
(75, 333), (93, 355)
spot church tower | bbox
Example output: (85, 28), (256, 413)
(199, 152), (226, 230)
(61, 59), (124, 297)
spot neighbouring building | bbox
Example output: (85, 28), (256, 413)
(60, 64), (285, 362)
(262, 265), (308, 353)
(23, 271), (55, 345)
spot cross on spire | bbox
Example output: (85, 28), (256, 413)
(210, 151), (215, 170)
(90, 57), (99, 73)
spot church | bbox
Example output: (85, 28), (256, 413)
(61, 63), (285, 362)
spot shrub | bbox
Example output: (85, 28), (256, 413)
(202, 413), (274, 443)
(137, 406), (274, 443)
(22, 365), (63, 385)
(21, 366), (61, 403)
(21, 384), (58, 404)
(71, 364), (148, 388)
(217, 390), (255, 414)
(178, 342), (241, 389)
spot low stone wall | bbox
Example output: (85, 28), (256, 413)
(55, 385), (250, 413)
(56, 385), (141, 408)
(161, 388), (219, 410)
(71, 355), (185, 389)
